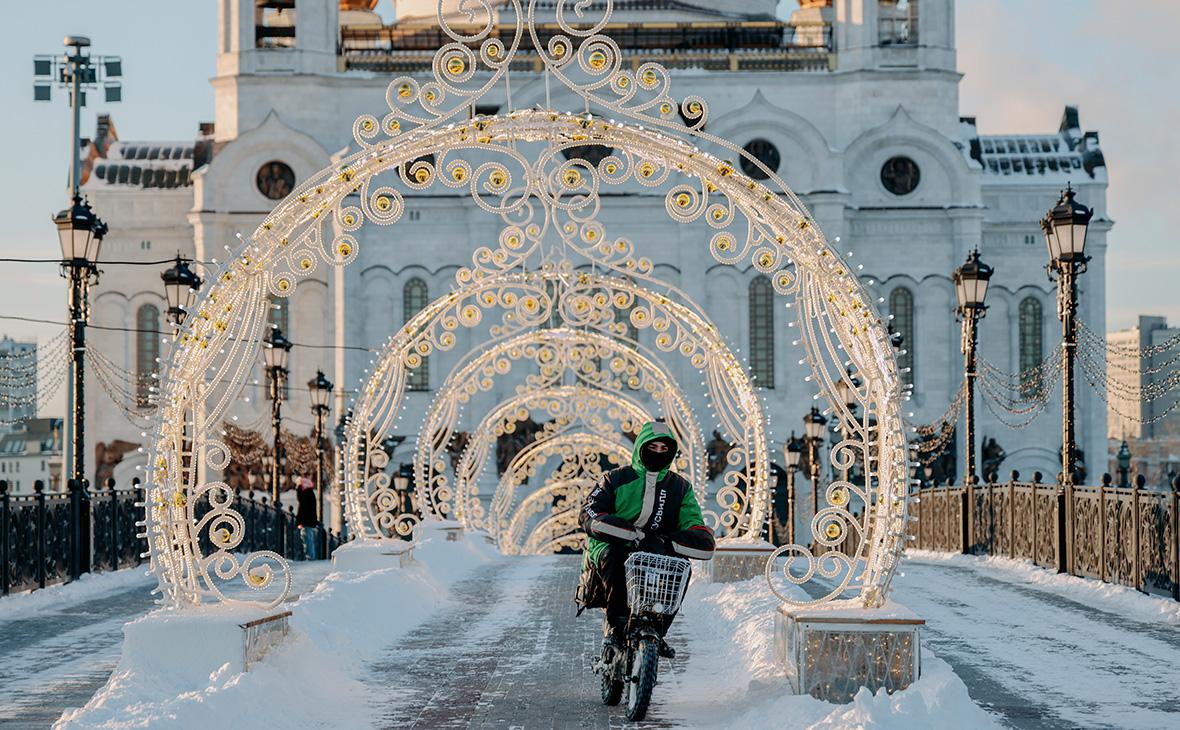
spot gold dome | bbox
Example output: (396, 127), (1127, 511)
(340, 0), (378, 10)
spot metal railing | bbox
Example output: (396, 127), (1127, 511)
(1, 478), (346, 597)
(909, 472), (1180, 602)
(340, 21), (834, 74)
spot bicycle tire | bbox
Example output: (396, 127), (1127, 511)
(601, 665), (624, 706)
(625, 639), (659, 721)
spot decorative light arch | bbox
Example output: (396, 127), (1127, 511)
(145, 1), (909, 610)
(450, 384), (693, 536)
(343, 268), (770, 543)
(492, 430), (633, 555)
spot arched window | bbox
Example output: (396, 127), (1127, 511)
(748, 276), (775, 389)
(404, 278), (429, 390)
(889, 287), (915, 387)
(136, 304), (160, 408)
(1019, 297), (1044, 397)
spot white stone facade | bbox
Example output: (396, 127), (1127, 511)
(83, 0), (1109, 497)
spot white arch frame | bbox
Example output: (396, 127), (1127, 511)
(144, 2), (909, 609)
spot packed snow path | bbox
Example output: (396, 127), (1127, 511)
(0, 578), (156, 728)
(368, 554), (688, 728)
(0, 563), (332, 728)
(890, 556), (1180, 729)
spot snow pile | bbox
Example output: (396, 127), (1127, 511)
(0, 569), (155, 624)
(663, 578), (1001, 729)
(906, 550), (1180, 625)
(56, 528), (499, 729)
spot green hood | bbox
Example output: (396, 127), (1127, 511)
(630, 421), (679, 480)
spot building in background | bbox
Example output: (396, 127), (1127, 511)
(0, 417), (63, 494)
(1106, 315), (1179, 486)
(81, 0), (1109, 499)
(0, 336), (38, 428)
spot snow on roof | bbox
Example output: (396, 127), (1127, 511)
(86, 140), (195, 190)
(971, 106), (1106, 184)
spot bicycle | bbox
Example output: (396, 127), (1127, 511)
(594, 551), (691, 721)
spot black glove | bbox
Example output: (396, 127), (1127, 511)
(590, 514), (642, 545)
(635, 532), (669, 555)
(668, 526), (715, 560)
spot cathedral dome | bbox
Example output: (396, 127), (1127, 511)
(340, 0), (378, 9)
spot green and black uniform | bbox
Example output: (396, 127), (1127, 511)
(576, 421), (715, 623)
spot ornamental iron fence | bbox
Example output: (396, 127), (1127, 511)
(1, 478), (345, 597)
(909, 472), (1180, 602)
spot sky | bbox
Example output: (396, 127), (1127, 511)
(0, 0), (1176, 413)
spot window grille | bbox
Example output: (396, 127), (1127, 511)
(1019, 297), (1043, 397)
(136, 304), (160, 407)
(749, 276), (775, 389)
(404, 278), (429, 391)
(889, 287), (915, 387)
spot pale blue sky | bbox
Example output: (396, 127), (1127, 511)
(0, 0), (1176, 355)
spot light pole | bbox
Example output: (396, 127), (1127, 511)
(1116, 439), (1131, 488)
(1041, 186), (1092, 487)
(803, 407), (827, 520)
(37, 36), (120, 492)
(308, 370), (333, 556)
(263, 326), (292, 503)
(161, 255), (202, 333)
(782, 433), (803, 545)
(832, 368), (861, 484)
(953, 249), (993, 485)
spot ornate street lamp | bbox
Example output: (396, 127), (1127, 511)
(161, 255), (202, 332)
(803, 407), (828, 519)
(953, 249), (993, 485)
(1116, 439), (1132, 488)
(263, 326), (292, 503)
(1042, 185), (1092, 572)
(308, 369), (333, 557)
(780, 432), (803, 544)
(53, 195), (106, 492)
(1041, 186), (1092, 488)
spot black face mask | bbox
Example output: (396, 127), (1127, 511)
(639, 440), (677, 471)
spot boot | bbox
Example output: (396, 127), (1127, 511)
(602, 615), (627, 650)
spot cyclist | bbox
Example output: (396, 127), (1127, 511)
(576, 421), (715, 648)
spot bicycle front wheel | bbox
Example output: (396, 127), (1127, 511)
(625, 639), (659, 721)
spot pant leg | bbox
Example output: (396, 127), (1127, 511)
(601, 545), (631, 622)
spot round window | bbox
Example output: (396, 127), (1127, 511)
(256, 161), (295, 200)
(740, 139), (781, 180)
(880, 156), (920, 196)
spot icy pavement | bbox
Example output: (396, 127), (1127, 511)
(893, 553), (1180, 730)
(370, 554), (688, 728)
(0, 561), (332, 729)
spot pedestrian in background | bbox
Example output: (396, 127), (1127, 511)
(295, 476), (319, 560)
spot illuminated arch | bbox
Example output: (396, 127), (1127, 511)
(145, 2), (908, 610)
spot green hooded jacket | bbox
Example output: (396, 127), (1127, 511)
(579, 421), (710, 566)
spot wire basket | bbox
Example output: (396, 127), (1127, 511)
(624, 551), (692, 616)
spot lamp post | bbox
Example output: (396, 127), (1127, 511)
(55, 192), (107, 490)
(36, 37), (121, 492)
(782, 433), (803, 544)
(263, 326), (292, 503)
(334, 410), (350, 538)
(1116, 439), (1131, 489)
(803, 407), (827, 519)
(1043, 185), (1092, 574)
(1042, 186), (1092, 487)
(161, 255), (202, 333)
(832, 368), (861, 483)
(953, 249), (994, 486)
(308, 370), (333, 556)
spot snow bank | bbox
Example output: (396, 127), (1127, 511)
(56, 530), (499, 729)
(906, 550), (1180, 625)
(664, 578), (1001, 729)
(0, 568), (155, 624)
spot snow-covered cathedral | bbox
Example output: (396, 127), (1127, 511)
(84, 0), (1109, 507)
